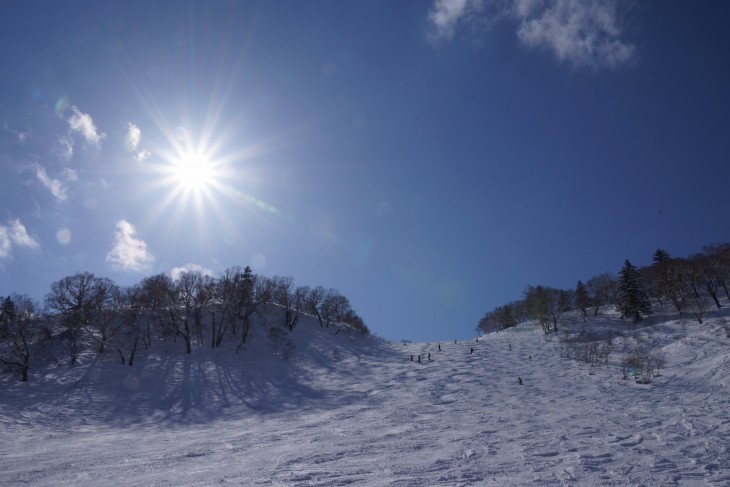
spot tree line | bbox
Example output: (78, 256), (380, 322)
(477, 243), (730, 334)
(0, 266), (367, 381)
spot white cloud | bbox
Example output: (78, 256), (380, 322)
(127, 123), (141, 149)
(515, 0), (635, 70)
(134, 149), (151, 162)
(68, 106), (105, 146)
(0, 219), (40, 259)
(106, 219), (155, 272)
(429, 0), (470, 41)
(8, 219), (40, 250)
(426, 0), (636, 70)
(428, 0), (494, 43)
(56, 135), (74, 161)
(0, 228), (10, 259)
(36, 165), (68, 202)
(127, 123), (151, 161)
(170, 263), (214, 281)
(513, 0), (543, 17)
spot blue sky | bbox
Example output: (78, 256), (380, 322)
(2, 1), (730, 341)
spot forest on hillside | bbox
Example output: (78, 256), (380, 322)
(0, 266), (367, 381)
(478, 244), (730, 334)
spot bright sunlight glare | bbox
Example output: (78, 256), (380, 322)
(174, 152), (215, 190)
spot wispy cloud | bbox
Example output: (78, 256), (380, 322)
(515, 0), (635, 70)
(35, 165), (69, 202)
(68, 106), (105, 146)
(61, 168), (78, 182)
(106, 219), (155, 272)
(170, 263), (214, 281)
(126, 123), (151, 161)
(426, 0), (636, 70)
(55, 135), (74, 161)
(0, 219), (40, 259)
(3, 125), (30, 144)
(427, 0), (485, 42)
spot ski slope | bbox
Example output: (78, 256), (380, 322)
(1, 309), (728, 486)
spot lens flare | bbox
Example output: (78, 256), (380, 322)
(55, 96), (69, 116)
(56, 228), (72, 245)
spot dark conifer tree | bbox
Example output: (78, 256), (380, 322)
(653, 249), (671, 264)
(575, 280), (590, 320)
(617, 260), (652, 323)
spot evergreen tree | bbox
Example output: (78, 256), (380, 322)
(617, 260), (652, 323)
(574, 280), (590, 320)
(653, 248), (671, 264)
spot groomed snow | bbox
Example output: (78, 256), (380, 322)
(1, 307), (728, 486)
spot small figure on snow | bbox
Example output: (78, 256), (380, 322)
(438, 343), (441, 351)
(470, 348), (474, 354)
(518, 377), (523, 385)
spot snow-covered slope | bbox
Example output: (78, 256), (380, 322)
(1, 308), (728, 486)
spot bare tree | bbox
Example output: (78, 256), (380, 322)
(340, 308), (369, 336)
(0, 294), (40, 381)
(46, 272), (115, 364)
(704, 244), (730, 301)
(693, 252), (723, 309)
(524, 285), (565, 333)
(169, 271), (207, 354)
(213, 267), (243, 347)
(191, 274), (216, 346)
(137, 273), (174, 347)
(585, 273), (617, 316)
(236, 270), (273, 351)
(324, 291), (351, 327)
(87, 281), (124, 354)
(115, 286), (144, 366)
(303, 285), (327, 327)
(683, 260), (712, 324)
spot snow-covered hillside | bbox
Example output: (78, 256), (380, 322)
(1, 307), (728, 486)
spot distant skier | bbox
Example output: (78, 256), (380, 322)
(438, 343), (441, 351)
(470, 348), (474, 354)
(518, 377), (523, 385)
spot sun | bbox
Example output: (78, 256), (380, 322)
(173, 151), (215, 191)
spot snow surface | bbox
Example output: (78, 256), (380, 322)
(1, 307), (729, 486)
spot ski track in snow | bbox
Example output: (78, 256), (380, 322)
(1, 312), (729, 486)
